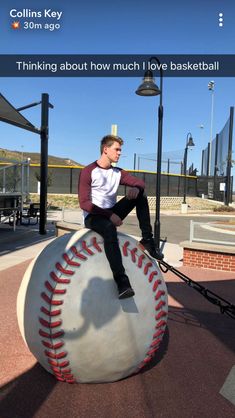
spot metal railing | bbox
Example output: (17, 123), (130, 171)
(190, 220), (235, 246)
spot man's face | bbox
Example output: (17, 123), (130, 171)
(104, 141), (122, 163)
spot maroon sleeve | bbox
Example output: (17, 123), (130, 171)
(78, 163), (113, 218)
(120, 169), (145, 190)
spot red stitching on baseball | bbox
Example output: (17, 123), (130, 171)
(122, 241), (130, 256)
(155, 301), (166, 310)
(156, 320), (167, 328)
(45, 281), (66, 295)
(48, 359), (69, 368)
(92, 237), (102, 252)
(59, 368), (71, 374)
(54, 371), (72, 379)
(38, 237), (95, 384)
(55, 262), (75, 275)
(62, 253), (81, 266)
(63, 373), (74, 379)
(71, 246), (87, 260)
(44, 350), (67, 360)
(56, 376), (65, 382)
(40, 306), (61, 316)
(144, 262), (153, 275)
(142, 356), (152, 364)
(51, 366), (71, 374)
(39, 329), (64, 339)
(147, 348), (158, 356)
(116, 239), (167, 371)
(130, 247), (138, 262)
(150, 338), (162, 348)
(155, 289), (166, 299)
(155, 310), (167, 320)
(82, 240), (94, 255)
(42, 341), (64, 349)
(153, 329), (165, 338)
(41, 292), (63, 306)
(50, 271), (71, 284)
(39, 318), (62, 328)
(138, 254), (146, 268)
(148, 271), (158, 283)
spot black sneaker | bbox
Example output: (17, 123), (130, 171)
(116, 275), (135, 299)
(139, 238), (164, 260)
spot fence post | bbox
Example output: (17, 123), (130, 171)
(225, 106), (234, 205)
(190, 220), (193, 242)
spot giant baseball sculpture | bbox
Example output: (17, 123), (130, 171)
(17, 229), (168, 383)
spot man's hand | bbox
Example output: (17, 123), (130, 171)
(126, 187), (140, 200)
(110, 213), (123, 226)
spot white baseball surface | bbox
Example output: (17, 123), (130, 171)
(17, 229), (168, 383)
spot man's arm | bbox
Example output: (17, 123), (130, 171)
(120, 169), (145, 190)
(78, 166), (113, 218)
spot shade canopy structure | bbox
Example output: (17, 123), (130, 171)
(0, 92), (53, 234)
(0, 94), (40, 134)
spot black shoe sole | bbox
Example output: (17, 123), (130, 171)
(147, 249), (164, 260)
(139, 242), (164, 260)
(118, 288), (135, 299)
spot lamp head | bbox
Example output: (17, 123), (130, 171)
(187, 135), (195, 147)
(135, 70), (161, 96)
(208, 80), (215, 91)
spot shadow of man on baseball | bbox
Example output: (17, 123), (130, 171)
(64, 276), (139, 340)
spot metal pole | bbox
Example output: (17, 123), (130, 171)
(27, 159), (30, 197)
(21, 163), (24, 196)
(39, 93), (49, 235)
(154, 69), (163, 251)
(225, 106), (234, 205)
(206, 142), (210, 177)
(213, 134), (219, 200)
(201, 150), (204, 176)
(133, 153), (136, 170)
(3, 168), (5, 193)
(70, 168), (73, 194)
(208, 83), (214, 176)
(183, 146), (188, 204)
(167, 158), (170, 196)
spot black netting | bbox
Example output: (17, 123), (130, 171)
(216, 118), (230, 176)
(201, 111), (232, 177)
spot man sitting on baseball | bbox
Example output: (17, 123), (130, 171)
(78, 134), (162, 299)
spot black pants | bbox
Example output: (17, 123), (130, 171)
(84, 191), (153, 282)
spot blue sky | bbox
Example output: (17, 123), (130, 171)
(0, 0), (234, 176)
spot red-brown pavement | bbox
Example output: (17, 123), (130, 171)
(0, 260), (234, 418)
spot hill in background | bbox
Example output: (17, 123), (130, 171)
(0, 148), (83, 166)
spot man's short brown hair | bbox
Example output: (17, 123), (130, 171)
(100, 135), (124, 154)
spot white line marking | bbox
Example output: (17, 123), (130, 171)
(220, 365), (235, 406)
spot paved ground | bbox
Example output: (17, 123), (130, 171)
(0, 261), (234, 418)
(60, 208), (235, 244)
(0, 213), (234, 417)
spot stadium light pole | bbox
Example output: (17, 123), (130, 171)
(136, 137), (143, 170)
(135, 56), (163, 257)
(208, 81), (215, 176)
(182, 133), (195, 204)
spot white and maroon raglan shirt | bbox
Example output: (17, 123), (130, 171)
(78, 161), (145, 220)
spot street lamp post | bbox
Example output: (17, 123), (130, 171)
(135, 137), (143, 170)
(208, 81), (215, 176)
(182, 132), (195, 204)
(135, 57), (163, 255)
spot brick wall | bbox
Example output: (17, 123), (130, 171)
(183, 248), (235, 272)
